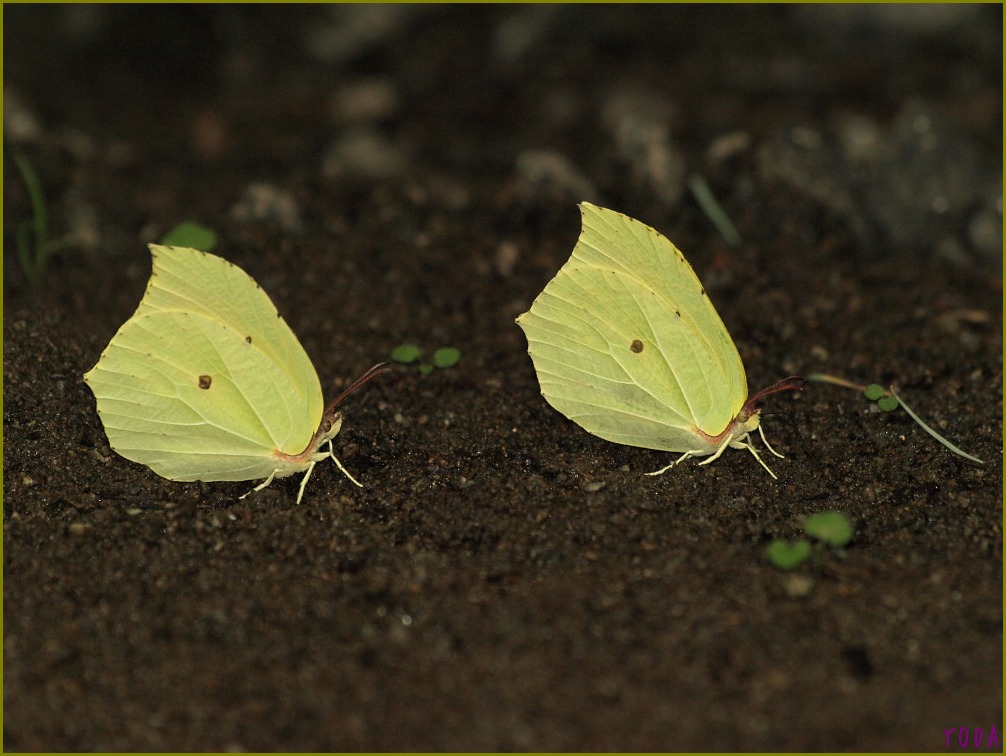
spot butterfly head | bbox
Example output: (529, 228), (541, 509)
(311, 362), (395, 453)
(733, 405), (762, 435)
(318, 412), (345, 445)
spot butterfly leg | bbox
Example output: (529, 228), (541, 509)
(757, 424), (785, 459)
(698, 435), (735, 467)
(240, 469), (281, 501)
(296, 461), (318, 504)
(326, 440), (364, 488)
(738, 438), (778, 480)
(646, 449), (702, 476)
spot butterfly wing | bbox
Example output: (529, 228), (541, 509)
(139, 245), (323, 425)
(85, 310), (318, 481)
(84, 246), (324, 483)
(516, 202), (748, 451)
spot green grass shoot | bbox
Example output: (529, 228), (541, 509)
(688, 174), (741, 247)
(10, 147), (51, 287)
(889, 387), (984, 465)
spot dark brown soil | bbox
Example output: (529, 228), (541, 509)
(4, 6), (1002, 751)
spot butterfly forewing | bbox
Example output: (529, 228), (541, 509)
(141, 245), (324, 426)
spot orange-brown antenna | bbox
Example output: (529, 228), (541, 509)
(323, 362), (395, 416)
(744, 376), (804, 412)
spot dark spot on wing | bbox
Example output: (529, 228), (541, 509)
(630, 339), (644, 353)
(198, 375), (212, 390)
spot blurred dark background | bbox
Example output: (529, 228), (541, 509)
(4, 6), (1001, 752)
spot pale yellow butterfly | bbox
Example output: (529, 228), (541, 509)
(84, 245), (390, 503)
(516, 202), (802, 478)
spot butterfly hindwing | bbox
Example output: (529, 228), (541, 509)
(86, 309), (317, 482)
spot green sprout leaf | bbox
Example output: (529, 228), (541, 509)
(161, 221), (218, 251)
(391, 343), (460, 374)
(876, 395), (899, 412)
(863, 383), (885, 401)
(432, 346), (461, 369)
(766, 540), (813, 570)
(390, 344), (422, 364)
(803, 511), (854, 547)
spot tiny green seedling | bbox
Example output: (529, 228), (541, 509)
(390, 343), (422, 364)
(390, 343), (461, 375)
(876, 395), (899, 413)
(161, 221), (218, 251)
(432, 346), (461, 368)
(803, 511), (854, 547)
(765, 540), (813, 570)
(862, 383), (900, 412)
(862, 383), (884, 401)
(807, 373), (984, 464)
(765, 510), (854, 571)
